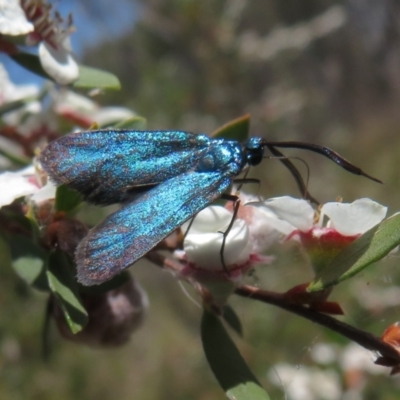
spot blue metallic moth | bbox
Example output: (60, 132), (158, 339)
(40, 130), (380, 285)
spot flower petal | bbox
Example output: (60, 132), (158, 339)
(0, 0), (34, 36)
(321, 198), (387, 236)
(245, 205), (291, 250)
(0, 169), (39, 207)
(183, 206), (234, 234)
(90, 107), (136, 127)
(39, 40), (79, 85)
(30, 181), (56, 204)
(184, 206), (251, 270)
(251, 196), (314, 233)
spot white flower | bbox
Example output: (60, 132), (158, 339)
(38, 37), (79, 85)
(0, 62), (40, 106)
(247, 196), (388, 274)
(0, 165), (39, 207)
(0, 0), (33, 35)
(268, 363), (342, 400)
(53, 90), (136, 128)
(255, 196), (387, 237)
(311, 342), (338, 365)
(228, 191), (290, 254)
(0, 0), (79, 85)
(340, 343), (387, 375)
(255, 196), (315, 234)
(319, 199), (388, 236)
(0, 164), (55, 207)
(0, 63), (42, 134)
(177, 203), (274, 307)
(183, 205), (252, 271)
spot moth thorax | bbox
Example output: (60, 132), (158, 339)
(197, 153), (217, 171)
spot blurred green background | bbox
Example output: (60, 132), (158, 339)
(2, 1), (400, 399)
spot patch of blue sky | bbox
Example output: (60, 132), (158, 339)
(59, 0), (141, 55)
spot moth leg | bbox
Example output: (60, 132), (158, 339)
(218, 177), (262, 271)
(183, 216), (196, 240)
(233, 177), (261, 201)
(219, 193), (241, 272)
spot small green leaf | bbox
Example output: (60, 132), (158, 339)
(114, 116), (147, 130)
(25, 204), (42, 244)
(0, 147), (30, 166)
(55, 184), (83, 213)
(227, 382), (271, 400)
(201, 309), (270, 400)
(308, 213), (400, 291)
(7, 234), (49, 291)
(11, 53), (49, 80)
(0, 82), (48, 117)
(0, 235), (12, 270)
(212, 114), (250, 141)
(223, 305), (243, 337)
(11, 52), (120, 90)
(73, 65), (121, 90)
(46, 250), (88, 333)
(0, 97), (37, 116)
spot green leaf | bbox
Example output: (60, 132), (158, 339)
(7, 234), (49, 291)
(227, 383), (271, 400)
(308, 213), (400, 291)
(11, 53), (49, 80)
(0, 147), (30, 166)
(0, 235), (12, 270)
(114, 116), (147, 130)
(55, 184), (83, 213)
(0, 82), (48, 117)
(73, 65), (121, 90)
(0, 97), (37, 116)
(46, 250), (88, 334)
(201, 309), (270, 400)
(223, 305), (243, 337)
(11, 52), (120, 90)
(212, 114), (250, 141)
(25, 204), (42, 244)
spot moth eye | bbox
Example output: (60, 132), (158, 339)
(247, 150), (263, 166)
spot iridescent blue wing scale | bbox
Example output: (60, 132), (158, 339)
(76, 171), (232, 285)
(40, 130), (211, 205)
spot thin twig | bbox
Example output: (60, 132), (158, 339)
(145, 250), (184, 273)
(146, 250), (400, 364)
(235, 285), (400, 363)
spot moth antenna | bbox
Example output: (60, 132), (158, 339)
(265, 141), (382, 184)
(267, 145), (319, 205)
